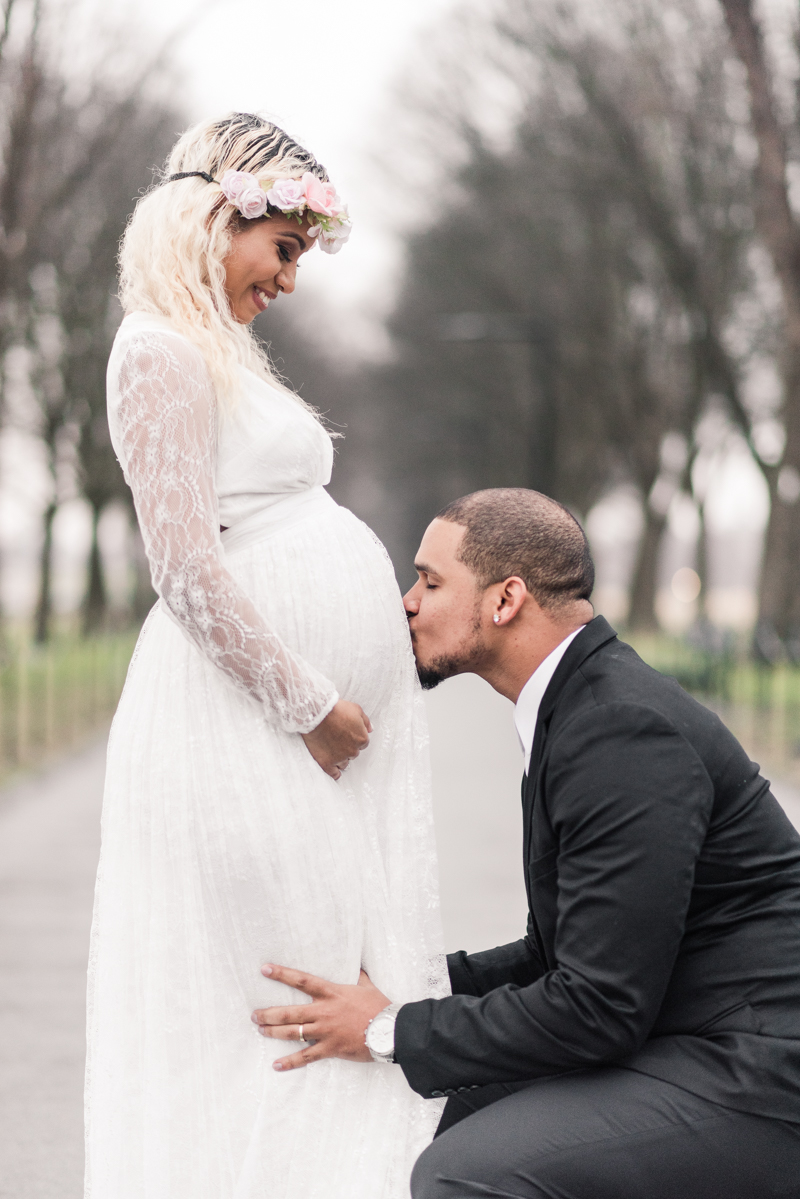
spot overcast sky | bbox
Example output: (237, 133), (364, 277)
(112, 0), (462, 340)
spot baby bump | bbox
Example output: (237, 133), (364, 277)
(194, 749), (371, 1013)
(226, 504), (414, 718)
(109, 606), (375, 1001)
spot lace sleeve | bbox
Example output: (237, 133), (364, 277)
(114, 330), (339, 734)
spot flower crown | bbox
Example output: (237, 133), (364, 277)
(167, 168), (351, 254)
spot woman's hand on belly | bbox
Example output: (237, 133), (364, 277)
(301, 699), (372, 780)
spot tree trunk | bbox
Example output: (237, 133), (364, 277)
(627, 505), (667, 631)
(756, 460), (800, 641)
(82, 503), (106, 635)
(695, 499), (708, 615)
(34, 500), (56, 643)
(720, 0), (800, 640)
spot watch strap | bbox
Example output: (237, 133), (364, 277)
(365, 1001), (401, 1063)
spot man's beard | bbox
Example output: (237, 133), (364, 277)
(413, 607), (487, 690)
(416, 655), (465, 690)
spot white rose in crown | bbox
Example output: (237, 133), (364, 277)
(266, 179), (306, 211)
(318, 219), (352, 254)
(220, 170), (267, 218)
(220, 170), (257, 204)
(237, 186), (268, 219)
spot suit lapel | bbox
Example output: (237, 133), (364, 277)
(520, 616), (619, 925)
(521, 724), (548, 963)
(521, 717), (547, 862)
(522, 616), (617, 813)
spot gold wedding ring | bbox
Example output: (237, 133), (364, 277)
(298, 1024), (306, 1044)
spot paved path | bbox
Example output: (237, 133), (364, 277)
(0, 738), (107, 1199)
(1, 682), (799, 1197)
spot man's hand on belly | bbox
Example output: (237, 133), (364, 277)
(252, 964), (391, 1070)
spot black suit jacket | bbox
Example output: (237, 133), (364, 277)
(395, 617), (800, 1122)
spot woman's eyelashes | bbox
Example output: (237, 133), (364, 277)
(278, 243), (292, 264)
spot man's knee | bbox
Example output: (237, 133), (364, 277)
(410, 1134), (457, 1199)
(411, 1124), (545, 1199)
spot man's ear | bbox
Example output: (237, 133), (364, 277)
(493, 577), (528, 626)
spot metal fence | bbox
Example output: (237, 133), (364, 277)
(0, 623), (796, 789)
(0, 628), (140, 783)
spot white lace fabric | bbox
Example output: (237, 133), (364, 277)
(114, 329), (338, 734)
(90, 313), (449, 1199)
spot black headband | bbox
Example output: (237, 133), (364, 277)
(167, 171), (217, 184)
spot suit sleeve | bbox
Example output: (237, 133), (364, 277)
(447, 927), (545, 997)
(395, 702), (714, 1096)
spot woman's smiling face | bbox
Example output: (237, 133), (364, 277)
(223, 215), (314, 324)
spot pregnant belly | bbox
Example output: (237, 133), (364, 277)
(226, 503), (413, 718)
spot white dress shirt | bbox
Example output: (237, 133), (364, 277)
(514, 627), (586, 773)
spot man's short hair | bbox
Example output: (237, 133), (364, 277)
(436, 488), (594, 612)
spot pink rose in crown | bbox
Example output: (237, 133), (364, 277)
(266, 178), (306, 211)
(302, 172), (344, 218)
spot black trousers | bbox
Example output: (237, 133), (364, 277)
(411, 1067), (800, 1199)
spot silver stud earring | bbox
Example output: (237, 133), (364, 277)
(493, 614), (500, 624)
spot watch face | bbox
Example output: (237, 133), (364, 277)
(368, 1012), (395, 1055)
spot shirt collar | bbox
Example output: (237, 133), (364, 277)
(514, 627), (586, 773)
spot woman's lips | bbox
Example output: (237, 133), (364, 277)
(253, 285), (274, 311)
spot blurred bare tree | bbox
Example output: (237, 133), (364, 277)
(0, 0), (183, 638)
(62, 102), (182, 634)
(374, 0), (796, 630)
(719, 0), (800, 651)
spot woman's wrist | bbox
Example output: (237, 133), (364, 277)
(297, 690), (340, 736)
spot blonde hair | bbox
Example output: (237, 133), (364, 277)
(118, 112), (330, 406)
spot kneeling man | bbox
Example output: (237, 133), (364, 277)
(254, 488), (800, 1199)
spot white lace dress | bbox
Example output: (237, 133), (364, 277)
(85, 312), (448, 1199)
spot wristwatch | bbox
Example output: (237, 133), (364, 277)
(365, 1002), (401, 1064)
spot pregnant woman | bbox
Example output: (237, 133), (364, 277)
(85, 112), (447, 1199)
